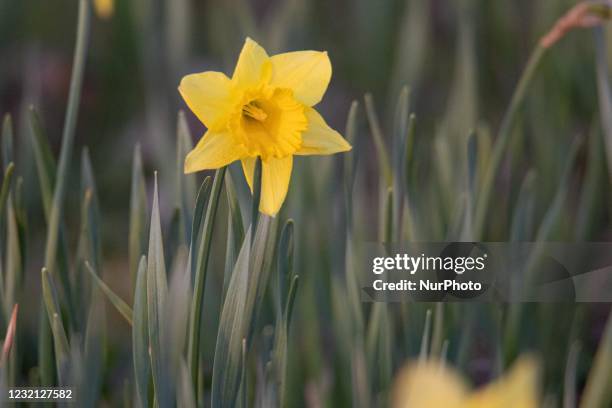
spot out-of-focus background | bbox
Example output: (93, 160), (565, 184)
(1, 0), (611, 406)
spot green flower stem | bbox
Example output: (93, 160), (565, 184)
(473, 45), (546, 239)
(44, 0), (90, 282)
(188, 167), (226, 395)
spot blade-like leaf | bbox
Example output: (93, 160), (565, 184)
(188, 167), (225, 394)
(85, 262), (133, 325)
(147, 174), (170, 407)
(1, 114), (14, 171)
(211, 217), (273, 407)
(224, 174), (244, 299)
(133, 256), (150, 408)
(364, 93), (392, 187)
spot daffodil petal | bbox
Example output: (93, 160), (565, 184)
(270, 51), (331, 106)
(466, 357), (538, 408)
(295, 108), (352, 156)
(232, 37), (271, 89)
(241, 156), (256, 190)
(260, 156), (293, 216)
(179, 71), (234, 131)
(184, 130), (242, 173)
(392, 361), (467, 408)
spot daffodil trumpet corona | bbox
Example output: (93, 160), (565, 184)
(179, 38), (352, 216)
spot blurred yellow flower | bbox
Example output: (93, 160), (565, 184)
(179, 38), (351, 216)
(392, 357), (538, 408)
(93, 0), (113, 19)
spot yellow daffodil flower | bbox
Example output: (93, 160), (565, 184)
(179, 38), (352, 216)
(392, 357), (539, 408)
(93, 0), (113, 19)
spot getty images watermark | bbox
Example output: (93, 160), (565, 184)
(360, 242), (612, 302)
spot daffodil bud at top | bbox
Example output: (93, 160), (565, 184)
(178, 37), (352, 216)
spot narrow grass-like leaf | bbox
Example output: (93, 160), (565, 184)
(594, 27), (612, 182)
(44, 0), (91, 278)
(27, 107), (55, 211)
(419, 309), (432, 361)
(344, 100), (360, 200)
(275, 220), (294, 314)
(147, 174), (170, 407)
(0, 304), (18, 366)
(28, 109), (72, 301)
(132, 256), (149, 408)
(581, 313), (612, 408)
(224, 174), (244, 298)
(0, 163), (15, 229)
(1, 115), (14, 170)
(85, 262), (133, 325)
(510, 170), (536, 241)
(575, 126), (604, 240)
(81, 287), (105, 407)
(272, 220), (296, 406)
(42, 267), (70, 385)
(177, 358), (196, 408)
(3, 198), (21, 329)
(189, 176), (212, 283)
(251, 158), (262, 233)
(188, 167), (225, 393)
(37, 303), (55, 386)
(51, 313), (70, 385)
(474, 45), (547, 238)
(161, 248), (191, 404)
(211, 217), (273, 407)
(80, 148), (101, 270)
(129, 144), (148, 288)
(364, 93), (392, 187)
(564, 342), (580, 408)
(430, 303), (444, 357)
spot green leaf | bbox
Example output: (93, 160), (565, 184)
(1, 114), (14, 171)
(189, 176), (212, 282)
(344, 100), (360, 200)
(510, 170), (536, 241)
(132, 256), (150, 408)
(44, 0), (91, 280)
(81, 285), (106, 407)
(80, 148), (102, 270)
(27, 107), (55, 213)
(272, 219), (297, 407)
(211, 217), (274, 407)
(3, 197), (22, 319)
(364, 93), (392, 187)
(0, 163), (15, 230)
(188, 167), (225, 395)
(582, 312), (612, 408)
(251, 158), (262, 233)
(85, 262), (133, 325)
(37, 302), (55, 386)
(161, 247), (191, 405)
(224, 174), (244, 299)
(41, 268), (70, 385)
(419, 309), (432, 361)
(28, 109), (72, 302)
(129, 143), (148, 289)
(594, 27), (612, 183)
(146, 174), (170, 407)
(177, 358), (196, 408)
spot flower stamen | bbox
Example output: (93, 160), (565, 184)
(242, 102), (268, 121)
